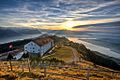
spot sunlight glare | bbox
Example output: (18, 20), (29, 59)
(64, 21), (76, 30)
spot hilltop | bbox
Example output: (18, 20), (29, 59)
(0, 35), (120, 71)
(0, 35), (120, 80)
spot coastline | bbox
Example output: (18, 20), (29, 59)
(68, 37), (120, 59)
(79, 38), (120, 54)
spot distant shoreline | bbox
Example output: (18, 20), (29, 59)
(68, 37), (120, 59)
(78, 38), (120, 54)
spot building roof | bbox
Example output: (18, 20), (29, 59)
(32, 37), (53, 46)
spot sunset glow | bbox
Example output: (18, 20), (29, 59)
(62, 21), (76, 30)
(0, 0), (119, 31)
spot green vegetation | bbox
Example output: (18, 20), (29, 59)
(49, 35), (120, 71)
(0, 39), (31, 53)
(68, 41), (120, 71)
(0, 35), (120, 80)
(1, 35), (120, 71)
(43, 46), (73, 63)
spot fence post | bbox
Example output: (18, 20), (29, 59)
(86, 67), (90, 80)
(28, 58), (31, 72)
(9, 60), (12, 71)
(43, 61), (47, 77)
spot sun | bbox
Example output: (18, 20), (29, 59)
(66, 21), (75, 28)
(63, 21), (76, 30)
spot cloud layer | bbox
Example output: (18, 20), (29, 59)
(0, 0), (120, 30)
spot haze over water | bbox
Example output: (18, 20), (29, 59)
(68, 37), (120, 59)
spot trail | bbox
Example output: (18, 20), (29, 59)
(65, 46), (79, 63)
(70, 47), (79, 63)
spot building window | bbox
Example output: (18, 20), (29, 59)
(25, 47), (27, 49)
(31, 43), (33, 45)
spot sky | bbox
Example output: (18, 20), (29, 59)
(0, 0), (120, 30)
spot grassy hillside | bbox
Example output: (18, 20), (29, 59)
(0, 35), (120, 71)
(43, 46), (73, 63)
(0, 35), (120, 79)
(49, 35), (120, 71)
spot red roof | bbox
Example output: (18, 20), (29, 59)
(33, 37), (53, 46)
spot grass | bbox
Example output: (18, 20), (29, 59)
(0, 60), (120, 80)
(43, 46), (73, 62)
(0, 46), (120, 80)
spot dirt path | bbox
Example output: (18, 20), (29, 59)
(70, 47), (79, 63)
(65, 46), (79, 63)
(71, 47), (79, 63)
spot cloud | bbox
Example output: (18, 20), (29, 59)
(0, 0), (120, 30)
(73, 18), (120, 28)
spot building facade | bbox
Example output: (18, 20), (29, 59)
(24, 37), (54, 56)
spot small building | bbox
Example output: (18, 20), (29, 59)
(24, 37), (54, 56)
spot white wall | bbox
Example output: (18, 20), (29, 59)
(24, 41), (40, 54)
(24, 40), (54, 56)
(40, 41), (53, 55)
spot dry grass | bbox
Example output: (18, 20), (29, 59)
(0, 46), (120, 80)
(0, 61), (120, 80)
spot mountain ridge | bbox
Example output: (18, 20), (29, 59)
(0, 27), (41, 38)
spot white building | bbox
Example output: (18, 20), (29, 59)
(24, 37), (54, 56)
